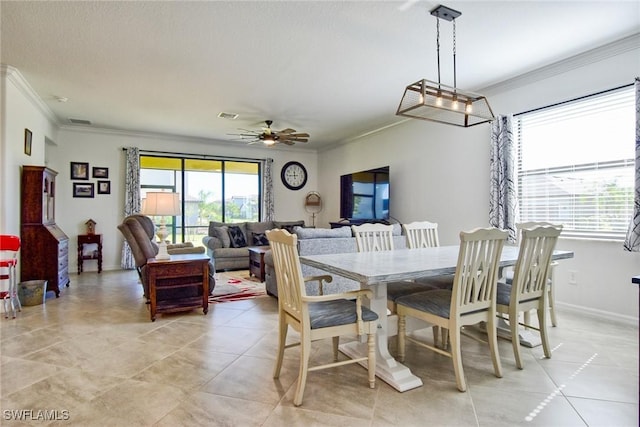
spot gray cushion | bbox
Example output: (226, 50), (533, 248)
(387, 281), (441, 302)
(296, 226), (352, 239)
(213, 226), (231, 248)
(246, 221), (275, 235)
(414, 275), (455, 290)
(396, 289), (453, 318)
(497, 280), (539, 306)
(308, 299), (378, 329)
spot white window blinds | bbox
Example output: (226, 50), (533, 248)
(516, 85), (635, 239)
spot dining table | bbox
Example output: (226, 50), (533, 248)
(300, 245), (574, 392)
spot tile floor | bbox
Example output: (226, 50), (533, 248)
(1, 270), (638, 426)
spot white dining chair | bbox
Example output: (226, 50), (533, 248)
(496, 224), (562, 369)
(396, 227), (508, 392)
(351, 223), (395, 252)
(267, 228), (378, 406)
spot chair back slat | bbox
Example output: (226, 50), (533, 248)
(267, 229), (305, 323)
(512, 225), (561, 304)
(402, 221), (440, 249)
(452, 228), (507, 317)
(352, 224), (394, 252)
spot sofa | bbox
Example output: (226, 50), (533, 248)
(203, 220), (305, 271)
(264, 224), (406, 297)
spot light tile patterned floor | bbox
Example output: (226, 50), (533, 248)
(1, 270), (638, 426)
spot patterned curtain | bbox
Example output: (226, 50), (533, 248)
(121, 147), (140, 269)
(623, 78), (640, 251)
(489, 114), (518, 243)
(263, 158), (274, 220)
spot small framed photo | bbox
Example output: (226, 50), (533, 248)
(97, 180), (111, 195)
(92, 167), (109, 178)
(73, 182), (94, 198)
(24, 129), (32, 156)
(70, 162), (89, 180)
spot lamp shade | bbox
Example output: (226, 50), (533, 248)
(141, 192), (180, 216)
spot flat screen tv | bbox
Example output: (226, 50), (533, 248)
(340, 166), (390, 220)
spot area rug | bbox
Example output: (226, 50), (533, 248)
(209, 270), (267, 303)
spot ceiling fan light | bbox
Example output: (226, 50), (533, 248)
(263, 135), (276, 146)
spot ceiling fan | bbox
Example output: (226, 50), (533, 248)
(230, 120), (310, 146)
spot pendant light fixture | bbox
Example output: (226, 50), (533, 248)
(396, 4), (494, 127)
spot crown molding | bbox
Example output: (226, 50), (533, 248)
(57, 124), (316, 153)
(0, 64), (59, 124)
(481, 32), (640, 96)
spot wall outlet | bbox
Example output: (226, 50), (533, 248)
(569, 270), (578, 285)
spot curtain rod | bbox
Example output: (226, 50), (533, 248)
(121, 148), (267, 162)
(514, 81), (634, 117)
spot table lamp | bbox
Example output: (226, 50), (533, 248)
(141, 192), (180, 260)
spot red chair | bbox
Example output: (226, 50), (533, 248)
(0, 235), (21, 318)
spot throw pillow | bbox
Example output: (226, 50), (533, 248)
(228, 225), (247, 248)
(252, 232), (269, 246)
(213, 226), (231, 248)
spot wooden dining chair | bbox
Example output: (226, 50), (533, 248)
(514, 221), (561, 327)
(351, 223), (395, 252)
(393, 221), (455, 347)
(396, 227), (508, 392)
(496, 225), (562, 369)
(266, 229), (378, 407)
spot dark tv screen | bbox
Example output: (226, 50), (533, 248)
(340, 166), (390, 220)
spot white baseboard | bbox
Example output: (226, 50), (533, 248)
(556, 301), (639, 326)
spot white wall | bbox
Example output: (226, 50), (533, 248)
(46, 128), (318, 272)
(315, 39), (640, 321)
(1, 66), (58, 234)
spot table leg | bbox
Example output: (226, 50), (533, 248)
(339, 281), (423, 392)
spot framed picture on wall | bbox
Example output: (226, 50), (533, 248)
(92, 167), (109, 178)
(73, 182), (94, 198)
(97, 180), (111, 195)
(24, 129), (32, 156)
(70, 162), (89, 180)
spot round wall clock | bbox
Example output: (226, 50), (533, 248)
(281, 161), (307, 190)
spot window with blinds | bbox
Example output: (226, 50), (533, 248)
(516, 85), (635, 239)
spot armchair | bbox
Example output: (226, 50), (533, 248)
(118, 214), (214, 299)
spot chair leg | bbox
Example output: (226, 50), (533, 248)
(273, 316), (288, 379)
(397, 314), (406, 362)
(367, 333), (376, 389)
(332, 336), (339, 362)
(507, 309), (524, 369)
(486, 315), (503, 378)
(294, 335), (311, 407)
(523, 310), (531, 330)
(450, 326), (467, 392)
(548, 284), (558, 327)
(441, 328), (449, 350)
(432, 325), (440, 347)
(538, 308), (552, 359)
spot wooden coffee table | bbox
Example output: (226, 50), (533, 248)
(248, 246), (269, 282)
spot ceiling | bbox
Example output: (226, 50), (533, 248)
(1, 1), (638, 150)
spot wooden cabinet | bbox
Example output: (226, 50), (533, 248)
(20, 166), (70, 297)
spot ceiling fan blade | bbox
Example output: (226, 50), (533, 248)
(277, 128), (296, 134)
(280, 140), (296, 145)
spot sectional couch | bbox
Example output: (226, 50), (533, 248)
(203, 220), (305, 271)
(264, 224), (406, 297)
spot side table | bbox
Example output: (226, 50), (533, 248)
(146, 253), (210, 322)
(77, 234), (102, 274)
(248, 246), (269, 282)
